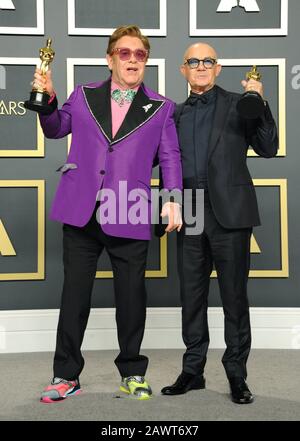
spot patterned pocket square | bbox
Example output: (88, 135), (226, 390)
(56, 163), (78, 173)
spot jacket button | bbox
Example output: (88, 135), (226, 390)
(108, 147), (114, 152)
(100, 170), (105, 175)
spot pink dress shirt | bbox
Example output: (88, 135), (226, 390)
(111, 80), (139, 138)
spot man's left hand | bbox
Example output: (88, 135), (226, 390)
(161, 202), (183, 233)
(241, 78), (264, 98)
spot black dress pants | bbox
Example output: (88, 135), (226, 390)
(53, 206), (149, 380)
(177, 191), (252, 379)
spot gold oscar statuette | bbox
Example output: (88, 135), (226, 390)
(24, 38), (55, 115)
(236, 65), (265, 119)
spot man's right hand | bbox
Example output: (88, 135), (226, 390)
(32, 68), (54, 96)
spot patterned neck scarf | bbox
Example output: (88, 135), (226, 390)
(111, 88), (137, 107)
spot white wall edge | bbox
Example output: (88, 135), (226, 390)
(0, 307), (300, 353)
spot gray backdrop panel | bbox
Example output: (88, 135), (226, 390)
(74, 0), (160, 29)
(0, 65), (37, 150)
(197, 0), (281, 29)
(0, 0), (37, 27)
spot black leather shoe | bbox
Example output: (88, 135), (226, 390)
(161, 372), (205, 395)
(229, 377), (254, 404)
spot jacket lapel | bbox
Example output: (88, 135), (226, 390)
(111, 84), (165, 145)
(82, 79), (112, 143)
(208, 86), (232, 161)
(175, 103), (185, 129)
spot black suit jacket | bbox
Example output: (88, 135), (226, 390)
(155, 85), (278, 236)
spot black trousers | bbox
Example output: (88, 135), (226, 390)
(53, 206), (149, 380)
(177, 191), (252, 379)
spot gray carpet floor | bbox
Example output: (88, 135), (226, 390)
(0, 349), (299, 421)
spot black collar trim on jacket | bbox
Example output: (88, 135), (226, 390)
(82, 80), (165, 145)
(82, 80), (112, 143)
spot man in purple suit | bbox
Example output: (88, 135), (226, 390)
(33, 25), (182, 403)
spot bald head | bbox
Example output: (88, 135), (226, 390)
(183, 43), (218, 63)
(180, 42), (222, 94)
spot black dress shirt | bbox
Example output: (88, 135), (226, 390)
(178, 86), (217, 189)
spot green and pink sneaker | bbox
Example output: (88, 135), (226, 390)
(120, 376), (152, 400)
